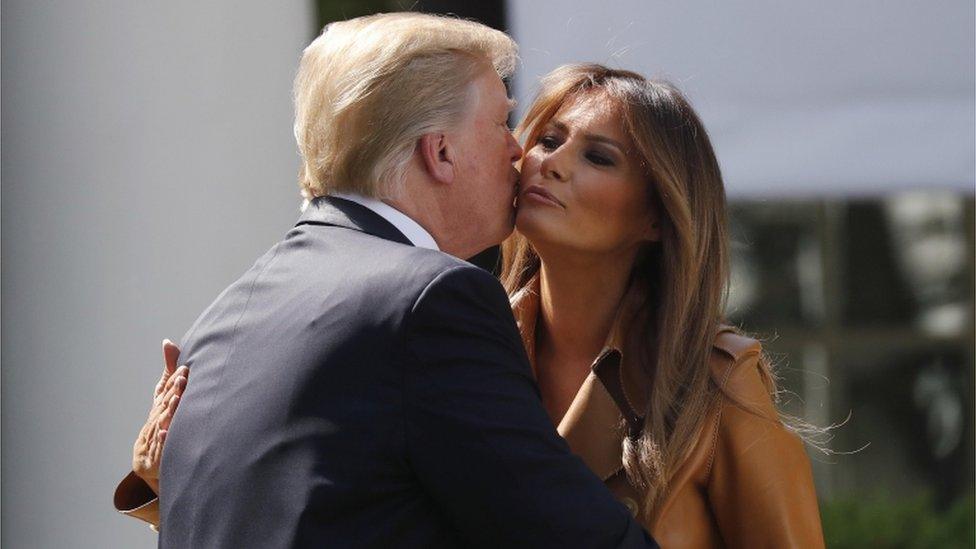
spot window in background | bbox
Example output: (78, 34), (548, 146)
(728, 193), (974, 547)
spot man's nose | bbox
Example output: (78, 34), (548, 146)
(508, 132), (523, 162)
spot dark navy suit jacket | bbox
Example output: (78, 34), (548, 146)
(159, 196), (657, 548)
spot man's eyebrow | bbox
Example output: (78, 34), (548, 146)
(551, 120), (626, 151)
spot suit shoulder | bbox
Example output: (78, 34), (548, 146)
(402, 261), (525, 372)
(343, 234), (472, 291)
(401, 246), (474, 280)
(411, 260), (507, 311)
(350, 241), (506, 321)
(402, 258), (515, 342)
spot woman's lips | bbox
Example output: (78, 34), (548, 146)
(521, 185), (564, 208)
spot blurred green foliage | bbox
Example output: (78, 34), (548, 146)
(821, 494), (974, 548)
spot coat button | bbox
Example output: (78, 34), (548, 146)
(621, 497), (639, 517)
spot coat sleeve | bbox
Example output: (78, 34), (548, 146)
(113, 471), (160, 530)
(403, 265), (656, 549)
(707, 352), (826, 549)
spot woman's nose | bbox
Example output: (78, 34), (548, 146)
(540, 150), (569, 182)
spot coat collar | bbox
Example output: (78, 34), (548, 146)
(509, 275), (650, 481)
(510, 273), (748, 488)
(296, 196), (414, 247)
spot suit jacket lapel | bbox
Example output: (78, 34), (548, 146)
(297, 196), (414, 247)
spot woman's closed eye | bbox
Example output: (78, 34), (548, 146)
(538, 135), (615, 167)
(586, 150), (614, 167)
(539, 134), (561, 151)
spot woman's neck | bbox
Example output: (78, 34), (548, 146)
(536, 248), (637, 365)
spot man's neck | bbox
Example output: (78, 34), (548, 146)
(386, 186), (478, 259)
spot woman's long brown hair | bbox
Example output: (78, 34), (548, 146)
(501, 64), (784, 520)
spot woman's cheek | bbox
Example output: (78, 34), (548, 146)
(583, 182), (631, 241)
(519, 153), (539, 179)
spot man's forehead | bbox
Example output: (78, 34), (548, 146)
(493, 76), (517, 110)
(471, 70), (516, 114)
(486, 80), (515, 110)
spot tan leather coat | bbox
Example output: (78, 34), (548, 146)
(510, 277), (826, 548)
(113, 470), (159, 530)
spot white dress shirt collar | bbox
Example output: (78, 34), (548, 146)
(331, 192), (440, 251)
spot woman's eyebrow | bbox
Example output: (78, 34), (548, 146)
(551, 120), (626, 152)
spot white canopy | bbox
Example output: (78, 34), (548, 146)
(509, 0), (975, 197)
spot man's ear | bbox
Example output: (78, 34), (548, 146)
(418, 133), (456, 185)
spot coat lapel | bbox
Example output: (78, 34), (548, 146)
(557, 368), (629, 481)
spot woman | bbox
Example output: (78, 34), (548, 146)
(501, 64), (824, 546)
(116, 64), (825, 547)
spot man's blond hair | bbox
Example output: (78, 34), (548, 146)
(293, 13), (518, 200)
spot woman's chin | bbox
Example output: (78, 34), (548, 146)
(514, 206), (553, 242)
(513, 207), (533, 233)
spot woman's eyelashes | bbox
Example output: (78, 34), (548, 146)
(586, 151), (614, 166)
(539, 134), (561, 151)
(537, 134), (616, 167)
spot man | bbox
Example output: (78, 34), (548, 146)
(113, 13), (657, 548)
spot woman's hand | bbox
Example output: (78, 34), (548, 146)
(132, 339), (187, 494)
